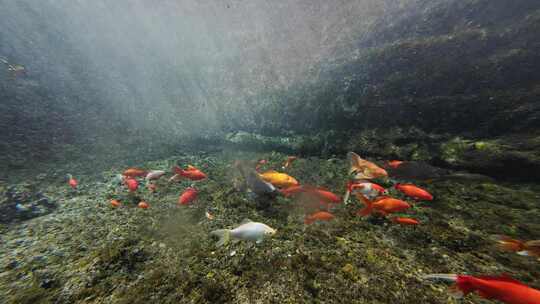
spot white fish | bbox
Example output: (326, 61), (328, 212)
(210, 219), (276, 246)
(145, 170), (166, 181)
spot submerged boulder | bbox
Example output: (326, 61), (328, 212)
(0, 184), (57, 223)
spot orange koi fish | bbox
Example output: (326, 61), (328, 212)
(423, 273), (540, 304)
(391, 217), (419, 225)
(348, 152), (388, 180)
(138, 201), (149, 209)
(123, 168), (147, 178)
(259, 170), (299, 188)
(110, 199), (121, 207)
(395, 183), (433, 201)
(173, 165), (207, 181)
(178, 187), (198, 205)
(304, 211), (335, 224)
(357, 195), (410, 216)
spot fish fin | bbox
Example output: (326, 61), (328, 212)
(240, 218), (253, 224)
(210, 229), (231, 247)
(348, 152), (360, 174)
(343, 190), (351, 204)
(422, 273), (458, 282)
(172, 166), (184, 175)
(187, 165), (197, 170)
(518, 250), (531, 256)
(448, 284), (464, 299)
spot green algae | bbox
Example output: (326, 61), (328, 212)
(1, 149), (540, 303)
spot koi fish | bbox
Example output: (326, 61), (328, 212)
(493, 235), (540, 258)
(348, 182), (387, 200)
(348, 152), (388, 180)
(110, 199), (121, 207)
(123, 168), (147, 178)
(395, 183), (433, 201)
(423, 273), (540, 304)
(391, 217), (419, 225)
(138, 201), (149, 209)
(259, 170), (299, 188)
(210, 219), (276, 246)
(357, 195), (410, 216)
(67, 174), (78, 189)
(178, 187), (198, 205)
(125, 178), (138, 192)
(387, 160), (404, 169)
(234, 161), (276, 196)
(145, 170), (166, 181)
(173, 165), (207, 181)
(304, 211), (335, 224)
(280, 185), (306, 197)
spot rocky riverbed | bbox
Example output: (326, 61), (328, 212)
(1, 149), (539, 303)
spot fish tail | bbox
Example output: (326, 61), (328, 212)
(172, 166), (184, 176)
(304, 217), (314, 225)
(492, 235), (524, 252)
(357, 196), (373, 216)
(210, 229), (231, 247)
(422, 273), (457, 282)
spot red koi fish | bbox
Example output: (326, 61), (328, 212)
(125, 178), (138, 192)
(67, 174), (78, 189)
(387, 160), (404, 169)
(178, 187), (198, 205)
(395, 183), (433, 201)
(173, 165), (207, 181)
(282, 185), (340, 203)
(423, 273), (540, 304)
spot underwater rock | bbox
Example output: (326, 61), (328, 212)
(0, 184), (57, 224)
(438, 135), (540, 181)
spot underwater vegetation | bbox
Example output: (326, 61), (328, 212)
(1, 148), (540, 303)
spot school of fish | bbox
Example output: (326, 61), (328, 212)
(65, 152), (540, 303)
